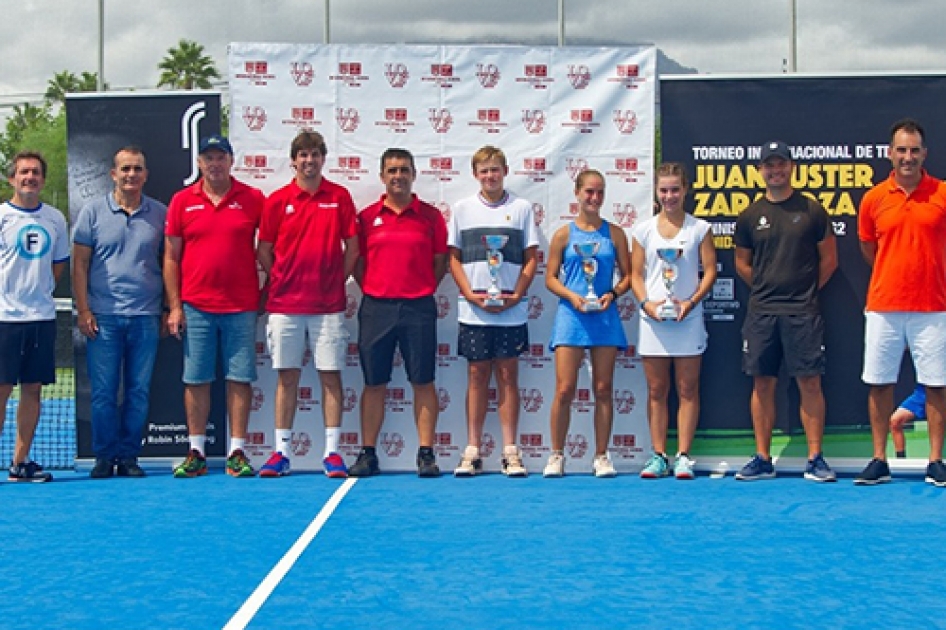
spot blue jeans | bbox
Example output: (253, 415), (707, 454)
(86, 314), (160, 460)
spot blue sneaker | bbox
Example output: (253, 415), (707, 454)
(804, 453), (837, 482)
(258, 451), (291, 478)
(735, 454), (776, 481)
(640, 453), (669, 479)
(323, 452), (348, 478)
(853, 458), (891, 485)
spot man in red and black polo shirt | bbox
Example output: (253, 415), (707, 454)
(164, 134), (264, 479)
(349, 148), (448, 477)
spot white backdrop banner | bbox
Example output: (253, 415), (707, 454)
(229, 43), (655, 473)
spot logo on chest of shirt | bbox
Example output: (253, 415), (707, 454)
(185, 204), (204, 213)
(15, 224), (52, 259)
(756, 216), (771, 231)
(285, 204), (295, 215)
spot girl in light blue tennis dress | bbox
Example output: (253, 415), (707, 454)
(544, 169), (631, 479)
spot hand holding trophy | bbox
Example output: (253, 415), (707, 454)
(482, 234), (509, 307)
(574, 241), (602, 312)
(656, 247), (684, 320)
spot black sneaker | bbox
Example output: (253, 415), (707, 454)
(924, 460), (946, 487)
(8, 461), (53, 483)
(416, 447), (441, 478)
(348, 449), (381, 477)
(853, 458), (891, 485)
(90, 458), (114, 479)
(116, 458), (147, 478)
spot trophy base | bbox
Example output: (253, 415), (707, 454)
(483, 297), (505, 307)
(656, 305), (679, 321)
(581, 300), (603, 312)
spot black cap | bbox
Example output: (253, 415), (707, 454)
(760, 140), (792, 163)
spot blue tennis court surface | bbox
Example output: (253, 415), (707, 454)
(1, 470), (944, 629)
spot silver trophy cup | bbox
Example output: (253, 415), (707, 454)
(574, 241), (602, 312)
(482, 234), (509, 307)
(655, 247), (684, 320)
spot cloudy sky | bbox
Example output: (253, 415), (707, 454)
(3, 0), (945, 113)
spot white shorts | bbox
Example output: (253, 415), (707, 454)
(266, 312), (349, 371)
(862, 311), (946, 386)
(638, 311), (708, 357)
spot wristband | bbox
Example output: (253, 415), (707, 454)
(604, 289), (617, 301)
(639, 299), (650, 311)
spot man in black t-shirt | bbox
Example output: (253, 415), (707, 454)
(732, 140), (838, 482)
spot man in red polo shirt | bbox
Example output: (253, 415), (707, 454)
(349, 148), (448, 477)
(257, 130), (358, 479)
(164, 134), (265, 478)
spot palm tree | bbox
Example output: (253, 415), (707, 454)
(157, 39), (221, 90)
(44, 71), (101, 105)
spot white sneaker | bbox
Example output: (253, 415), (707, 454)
(543, 452), (565, 478)
(674, 453), (696, 480)
(501, 445), (528, 477)
(593, 453), (617, 478)
(454, 445), (483, 477)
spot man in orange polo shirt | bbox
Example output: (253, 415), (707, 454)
(349, 148), (448, 477)
(856, 118), (946, 487)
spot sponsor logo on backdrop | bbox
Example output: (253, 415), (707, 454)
(613, 109), (639, 134)
(339, 431), (360, 458)
(422, 64), (460, 87)
(468, 108), (507, 134)
(385, 387), (410, 412)
(436, 294), (451, 319)
(513, 157), (553, 183)
(380, 432), (405, 457)
(607, 157), (646, 184)
(329, 155), (368, 182)
(521, 109), (547, 134)
(343, 387), (358, 413)
(565, 158), (589, 181)
(242, 106), (267, 132)
(290, 61), (314, 86)
(562, 108), (600, 133)
(291, 432), (312, 457)
(615, 389), (636, 414)
(346, 342), (360, 368)
(428, 108), (454, 133)
(567, 64), (591, 89)
(527, 295), (544, 320)
(436, 342), (458, 368)
(336, 108), (361, 133)
(566, 433), (589, 458)
(282, 106), (322, 129)
(616, 345), (641, 369)
(612, 203), (638, 229)
(421, 156), (459, 182)
(617, 296), (636, 321)
(375, 107), (414, 133)
(437, 387), (451, 412)
(535, 249), (547, 277)
(437, 201), (452, 223)
(233, 154), (275, 181)
(519, 432), (548, 461)
(520, 343), (551, 368)
(476, 63), (501, 88)
(434, 431), (459, 459)
(235, 60), (276, 85)
(480, 432), (496, 458)
(532, 202), (545, 227)
(611, 433), (644, 459)
(572, 388), (595, 414)
(385, 62), (410, 88)
(330, 61), (369, 87)
(520, 388), (545, 412)
(345, 294), (358, 318)
(181, 100), (206, 185)
(516, 64), (554, 89)
(251, 387), (265, 412)
(297, 385), (317, 412)
(608, 63), (647, 89)
(254, 340), (270, 366)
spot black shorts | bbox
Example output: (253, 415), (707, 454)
(0, 320), (57, 385)
(358, 295), (437, 386)
(458, 323), (529, 362)
(741, 311), (825, 377)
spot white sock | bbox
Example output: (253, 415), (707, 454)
(324, 427), (341, 457)
(275, 429), (292, 455)
(230, 437), (246, 455)
(189, 435), (206, 455)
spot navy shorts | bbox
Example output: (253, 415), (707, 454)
(458, 323), (529, 362)
(358, 295), (437, 386)
(0, 320), (57, 385)
(741, 311), (825, 378)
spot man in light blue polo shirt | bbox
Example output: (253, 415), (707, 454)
(72, 146), (167, 478)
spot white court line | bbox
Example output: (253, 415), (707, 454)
(223, 477), (358, 630)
